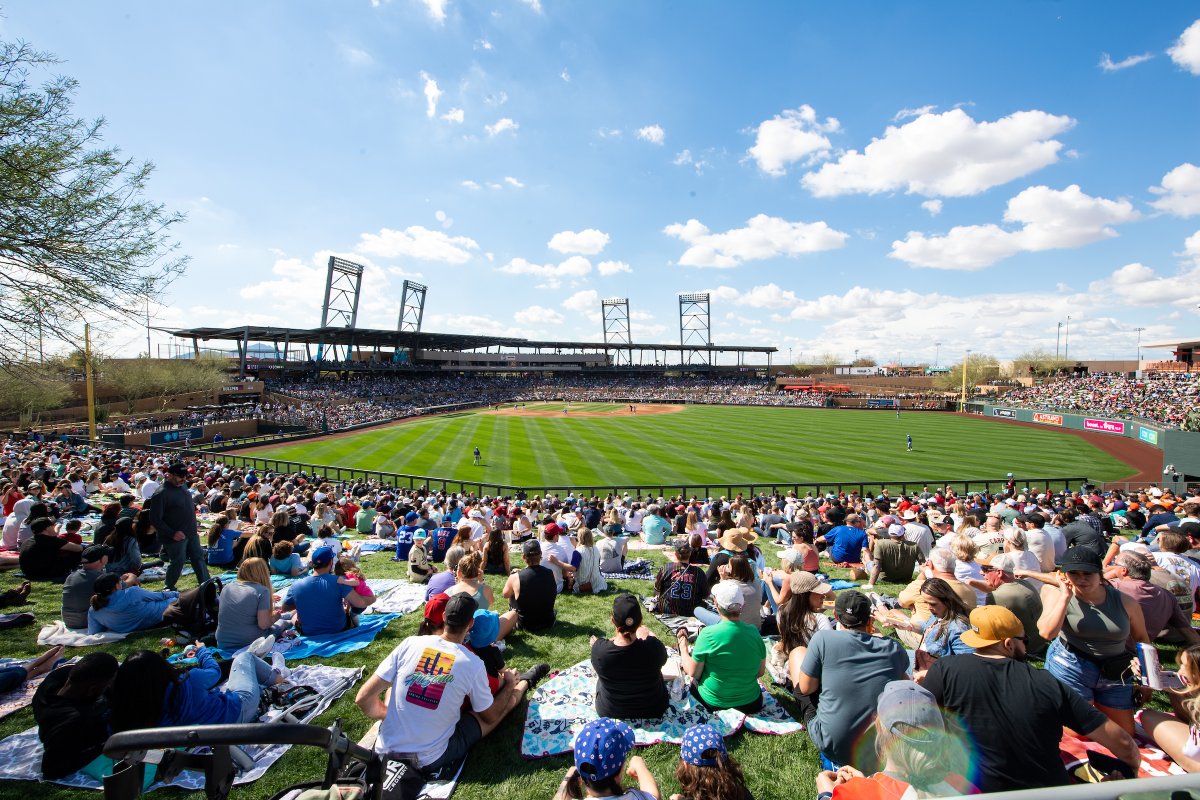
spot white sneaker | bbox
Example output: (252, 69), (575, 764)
(271, 650), (291, 680)
(249, 634), (276, 658)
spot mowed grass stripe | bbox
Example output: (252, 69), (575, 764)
(425, 416), (485, 478)
(514, 417), (573, 485)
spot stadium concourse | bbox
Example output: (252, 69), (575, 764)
(1, 430), (1200, 799)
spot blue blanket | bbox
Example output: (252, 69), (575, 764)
(828, 580), (859, 591)
(228, 613), (401, 661)
(218, 572), (298, 589)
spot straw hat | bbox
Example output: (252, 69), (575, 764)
(717, 527), (756, 551)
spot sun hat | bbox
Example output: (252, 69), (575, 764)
(788, 571), (832, 596)
(573, 718), (635, 782)
(875, 680), (946, 746)
(680, 724), (726, 767)
(887, 523), (907, 538)
(959, 605), (1024, 649)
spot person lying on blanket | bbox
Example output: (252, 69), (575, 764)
(0, 645), (64, 694)
(355, 594), (550, 778)
(552, 717), (660, 800)
(110, 643), (289, 731)
(32, 652), (120, 780)
(87, 573), (179, 634)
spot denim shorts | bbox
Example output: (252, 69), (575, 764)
(1045, 638), (1134, 710)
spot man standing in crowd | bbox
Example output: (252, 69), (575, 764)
(502, 540), (557, 632)
(283, 546), (369, 635)
(924, 606), (1140, 792)
(148, 463), (208, 591)
(355, 594), (547, 777)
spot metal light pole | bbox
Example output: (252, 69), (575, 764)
(1056, 322), (1062, 359)
(1065, 316), (1071, 360)
(935, 341), (941, 367)
(1135, 327), (1145, 367)
(960, 349), (972, 411)
(84, 323), (97, 441)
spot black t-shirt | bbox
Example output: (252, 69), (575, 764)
(923, 653), (1108, 792)
(19, 535), (80, 580)
(656, 562), (711, 617)
(516, 565), (557, 631)
(591, 636), (669, 720)
(1061, 521), (1105, 555)
(32, 666), (111, 779)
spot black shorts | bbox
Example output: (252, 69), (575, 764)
(421, 710), (481, 777)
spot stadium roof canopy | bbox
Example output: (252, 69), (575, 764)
(168, 325), (777, 355)
(1145, 339), (1200, 350)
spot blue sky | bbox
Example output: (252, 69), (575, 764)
(6, 2), (1200, 364)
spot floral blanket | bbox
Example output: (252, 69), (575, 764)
(520, 658), (802, 758)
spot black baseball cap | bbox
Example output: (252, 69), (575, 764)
(166, 463), (188, 477)
(522, 539), (542, 557)
(81, 544), (114, 564)
(611, 593), (642, 628)
(444, 593), (478, 627)
(834, 590), (872, 628)
(1061, 546), (1102, 574)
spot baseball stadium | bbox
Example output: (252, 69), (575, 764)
(5, 5), (1200, 800)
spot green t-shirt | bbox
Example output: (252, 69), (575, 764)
(692, 619), (765, 708)
(355, 508), (377, 534)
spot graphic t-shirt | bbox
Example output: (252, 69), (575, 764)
(374, 635), (493, 767)
(655, 562), (710, 617)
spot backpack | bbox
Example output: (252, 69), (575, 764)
(163, 577), (223, 638)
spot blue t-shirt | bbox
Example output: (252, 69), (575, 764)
(395, 526), (419, 561)
(285, 573), (352, 635)
(643, 515), (671, 545)
(207, 526), (240, 565)
(430, 526), (455, 562)
(824, 525), (868, 564)
(269, 553), (303, 575)
(87, 586), (177, 634)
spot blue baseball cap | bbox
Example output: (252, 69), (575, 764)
(468, 609), (500, 648)
(573, 718), (635, 782)
(405, 511), (420, 522)
(680, 724), (725, 767)
(311, 546), (336, 567)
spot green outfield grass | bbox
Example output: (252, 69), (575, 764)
(248, 404), (1136, 490)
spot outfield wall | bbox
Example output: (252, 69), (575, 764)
(974, 402), (1200, 485)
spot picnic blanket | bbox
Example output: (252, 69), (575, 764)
(218, 572), (298, 590)
(652, 612), (704, 640)
(0, 657), (74, 720)
(366, 581), (427, 615)
(37, 621), (128, 647)
(601, 558), (655, 581)
(0, 664), (361, 791)
(220, 613), (401, 661)
(520, 659), (801, 758)
(138, 565), (193, 582)
(1061, 730), (1187, 779)
(356, 540), (391, 554)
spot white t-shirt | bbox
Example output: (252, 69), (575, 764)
(374, 635), (493, 767)
(542, 540), (571, 591)
(1153, 552), (1200, 595)
(140, 479), (160, 500)
(1024, 530), (1055, 572)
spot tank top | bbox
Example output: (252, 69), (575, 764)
(1061, 585), (1129, 660)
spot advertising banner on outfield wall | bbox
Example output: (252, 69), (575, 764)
(1084, 418), (1126, 435)
(1032, 412), (1063, 426)
(867, 398), (898, 408)
(1139, 427), (1159, 445)
(992, 409), (1016, 418)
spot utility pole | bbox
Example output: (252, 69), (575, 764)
(84, 323), (97, 441)
(960, 349), (972, 411)
(146, 299), (152, 358)
(935, 341), (941, 367)
(1056, 322), (1062, 359)
(1065, 316), (1071, 360)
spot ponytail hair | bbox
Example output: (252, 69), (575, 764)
(458, 550), (484, 580)
(91, 573), (121, 611)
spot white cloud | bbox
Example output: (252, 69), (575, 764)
(420, 71), (442, 118)
(548, 228), (609, 255)
(485, 117), (519, 136)
(597, 260), (632, 276)
(237, 251), (397, 328)
(921, 199), (943, 216)
(598, 128), (622, 139)
(484, 91), (508, 106)
(673, 149), (711, 174)
(356, 225), (480, 264)
(893, 105), (936, 122)
(441, 107), (464, 123)
(498, 256), (591, 289)
(514, 305), (564, 326)
(1168, 19), (1200, 75)
(747, 105), (839, 176)
(636, 125), (665, 145)
(424, 313), (522, 337)
(1099, 52), (1153, 71)
(504, 176), (525, 188)
(1149, 163), (1200, 216)
(476, 38), (494, 51)
(1087, 262), (1200, 307)
(562, 289), (599, 313)
(663, 213), (849, 268)
(434, 210), (452, 229)
(487, 182), (502, 190)
(419, 0), (448, 23)
(802, 108), (1075, 197)
(518, 0), (543, 12)
(890, 184), (1141, 270)
(1184, 230), (1200, 266)
(341, 46), (374, 66)
(560, 68), (571, 82)
(462, 180), (481, 190)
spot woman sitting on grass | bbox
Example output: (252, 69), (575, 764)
(774, 571), (833, 690)
(105, 517), (155, 576)
(483, 527), (510, 576)
(445, 551), (494, 610)
(672, 724), (752, 800)
(552, 718), (660, 800)
(270, 540), (305, 576)
(874, 577), (975, 680)
(1138, 644), (1200, 771)
(676, 581), (766, 714)
(572, 528), (607, 594)
(216, 557), (290, 651)
(590, 593), (669, 721)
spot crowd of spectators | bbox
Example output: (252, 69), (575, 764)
(999, 372), (1199, 427)
(97, 405), (263, 434)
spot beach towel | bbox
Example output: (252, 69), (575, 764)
(1060, 730), (1186, 779)
(220, 613), (401, 661)
(37, 620), (128, 647)
(651, 612), (704, 640)
(520, 658), (801, 758)
(828, 580), (859, 591)
(601, 558), (655, 581)
(0, 664), (361, 792)
(366, 582), (427, 615)
(218, 572), (298, 590)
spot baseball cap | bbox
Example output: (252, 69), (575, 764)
(468, 609), (500, 648)
(81, 544), (113, 564)
(611, 593), (642, 629)
(166, 463), (188, 477)
(574, 718), (635, 782)
(424, 593), (449, 627)
(788, 571), (832, 596)
(887, 523), (906, 538)
(779, 549), (806, 568)
(444, 593), (478, 627)
(405, 511), (420, 522)
(901, 509), (918, 520)
(522, 539), (542, 557)
(680, 724), (726, 767)
(311, 546), (336, 568)
(543, 522), (564, 537)
(711, 581), (744, 611)
(928, 511), (948, 525)
(875, 680), (945, 746)
(29, 517), (56, 534)
(959, 605), (1025, 649)
(834, 590), (872, 628)
(1061, 546), (1102, 574)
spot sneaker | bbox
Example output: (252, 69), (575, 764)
(271, 650), (291, 680)
(249, 634), (276, 658)
(517, 662), (551, 689)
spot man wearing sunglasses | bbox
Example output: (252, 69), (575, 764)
(923, 606), (1139, 792)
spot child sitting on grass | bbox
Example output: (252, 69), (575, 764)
(334, 555), (374, 616)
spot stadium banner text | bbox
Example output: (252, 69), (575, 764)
(1032, 412), (1064, 426)
(867, 399), (899, 408)
(150, 426), (204, 445)
(1139, 427), (1159, 445)
(1084, 418), (1126, 435)
(992, 408), (1016, 418)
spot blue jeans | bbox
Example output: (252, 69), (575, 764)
(1045, 638), (1134, 710)
(694, 606), (720, 627)
(224, 651), (277, 723)
(162, 533), (210, 590)
(0, 665), (27, 693)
